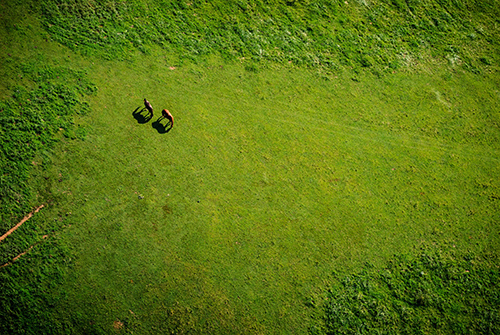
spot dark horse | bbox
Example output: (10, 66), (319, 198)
(144, 98), (154, 118)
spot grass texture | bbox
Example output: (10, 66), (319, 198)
(323, 251), (500, 334)
(38, 0), (500, 74)
(0, 0), (499, 334)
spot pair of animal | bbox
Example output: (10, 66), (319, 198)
(144, 98), (174, 127)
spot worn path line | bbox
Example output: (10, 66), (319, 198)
(179, 83), (500, 162)
(0, 235), (49, 269)
(0, 204), (45, 242)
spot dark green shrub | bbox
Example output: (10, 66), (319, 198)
(323, 252), (500, 334)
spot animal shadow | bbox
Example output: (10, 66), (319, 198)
(152, 117), (173, 134)
(132, 107), (153, 124)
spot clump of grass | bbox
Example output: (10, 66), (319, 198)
(38, 0), (500, 74)
(320, 250), (500, 334)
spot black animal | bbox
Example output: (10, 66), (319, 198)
(144, 98), (153, 117)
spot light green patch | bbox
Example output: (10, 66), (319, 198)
(36, 52), (498, 333)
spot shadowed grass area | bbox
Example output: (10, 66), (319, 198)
(0, 0), (499, 334)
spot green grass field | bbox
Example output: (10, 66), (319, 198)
(1, 0), (499, 334)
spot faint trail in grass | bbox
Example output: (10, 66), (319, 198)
(174, 81), (500, 163)
(266, 112), (500, 163)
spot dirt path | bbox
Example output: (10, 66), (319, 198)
(0, 204), (45, 242)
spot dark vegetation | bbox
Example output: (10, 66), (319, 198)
(0, 61), (96, 333)
(39, 0), (500, 74)
(0, 61), (96, 235)
(320, 250), (500, 334)
(0, 235), (74, 334)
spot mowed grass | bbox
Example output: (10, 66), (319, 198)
(34, 51), (499, 333)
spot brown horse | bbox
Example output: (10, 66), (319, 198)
(161, 109), (174, 128)
(144, 98), (153, 117)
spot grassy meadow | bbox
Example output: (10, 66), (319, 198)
(1, 0), (500, 334)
